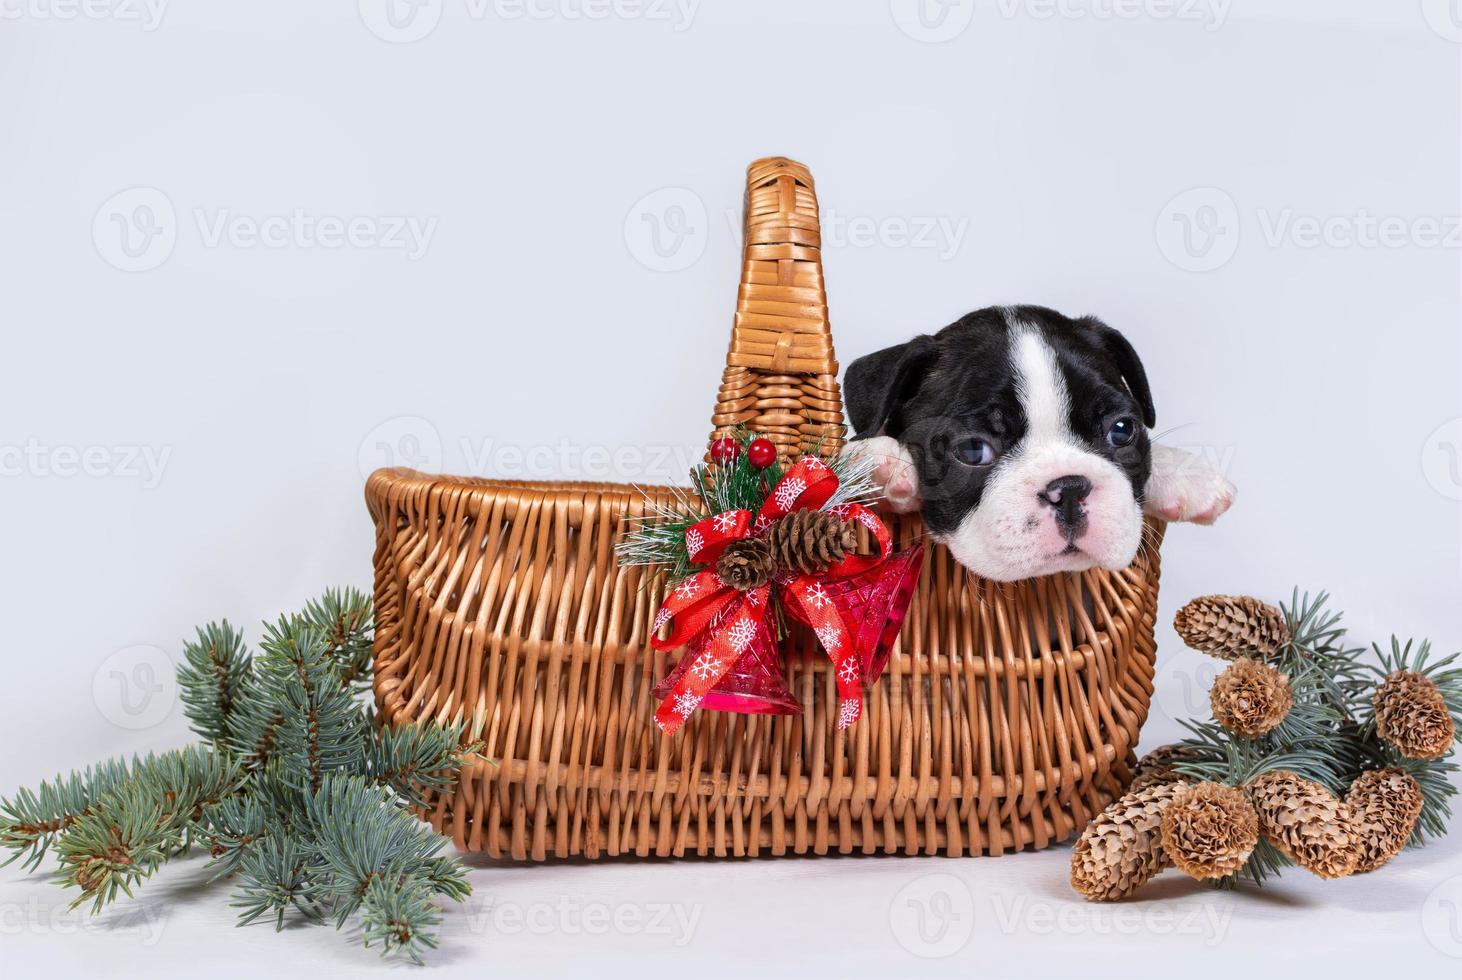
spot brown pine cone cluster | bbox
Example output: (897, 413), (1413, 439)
(1346, 768), (1424, 874)
(1159, 782), (1259, 880)
(1248, 771), (1359, 880)
(1210, 658), (1293, 736)
(1373, 670), (1456, 760)
(764, 509), (858, 575)
(1174, 595), (1290, 660)
(1072, 762), (1433, 900)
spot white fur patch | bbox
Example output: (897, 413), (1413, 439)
(939, 319), (1144, 582)
(1144, 444), (1235, 524)
(845, 436), (921, 513)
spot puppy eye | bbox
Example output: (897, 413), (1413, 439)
(952, 437), (997, 467)
(1106, 417), (1139, 448)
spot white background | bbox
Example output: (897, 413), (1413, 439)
(2, 1), (1461, 977)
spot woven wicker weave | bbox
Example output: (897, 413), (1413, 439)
(366, 157), (1166, 859)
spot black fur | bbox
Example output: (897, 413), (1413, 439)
(844, 305), (1155, 537)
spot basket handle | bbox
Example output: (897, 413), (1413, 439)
(707, 157), (844, 464)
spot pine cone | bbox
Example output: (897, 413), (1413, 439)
(716, 538), (775, 591)
(1071, 780), (1187, 901)
(1129, 767), (1186, 794)
(1210, 658), (1293, 736)
(1247, 770), (1359, 879)
(1128, 745), (1195, 793)
(765, 509), (857, 575)
(1159, 782), (1259, 880)
(1373, 671), (1456, 760)
(1174, 595), (1290, 660)
(1346, 768), (1424, 874)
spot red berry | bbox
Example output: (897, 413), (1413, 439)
(710, 437), (740, 465)
(746, 438), (777, 469)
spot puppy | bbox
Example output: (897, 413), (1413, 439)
(844, 305), (1233, 582)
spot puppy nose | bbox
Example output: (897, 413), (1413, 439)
(1040, 475), (1092, 506)
(1038, 475), (1093, 535)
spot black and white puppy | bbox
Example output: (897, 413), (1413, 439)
(845, 305), (1233, 582)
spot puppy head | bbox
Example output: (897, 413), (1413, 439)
(845, 305), (1154, 582)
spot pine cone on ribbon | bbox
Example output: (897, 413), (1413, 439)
(1174, 595), (1290, 660)
(1159, 782), (1259, 881)
(1247, 770), (1360, 880)
(1346, 768), (1425, 874)
(716, 538), (775, 591)
(1210, 658), (1293, 736)
(766, 509), (858, 575)
(1373, 670), (1456, 760)
(1071, 780), (1187, 902)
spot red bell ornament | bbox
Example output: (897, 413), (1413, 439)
(652, 612), (800, 718)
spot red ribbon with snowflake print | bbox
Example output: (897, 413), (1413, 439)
(650, 456), (920, 735)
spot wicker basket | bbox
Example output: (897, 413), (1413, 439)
(366, 157), (1166, 859)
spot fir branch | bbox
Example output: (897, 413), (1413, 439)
(358, 877), (443, 964)
(0, 757), (135, 872)
(253, 617), (369, 793)
(178, 620), (252, 751)
(303, 774), (470, 955)
(366, 722), (483, 809)
(231, 830), (325, 927)
(55, 747), (243, 913)
(300, 588), (375, 691)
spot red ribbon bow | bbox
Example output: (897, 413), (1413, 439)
(650, 456), (921, 735)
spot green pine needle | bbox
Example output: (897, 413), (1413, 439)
(1, 589), (480, 964)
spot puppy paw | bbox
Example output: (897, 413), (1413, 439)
(1143, 444), (1235, 525)
(844, 436), (922, 513)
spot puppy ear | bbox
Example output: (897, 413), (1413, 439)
(1079, 317), (1156, 428)
(844, 335), (938, 437)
